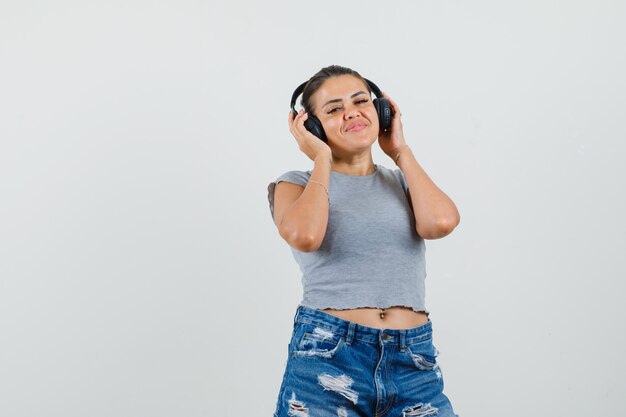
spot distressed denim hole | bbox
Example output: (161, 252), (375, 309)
(291, 326), (344, 358)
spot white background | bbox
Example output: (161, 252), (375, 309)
(1, 1), (625, 416)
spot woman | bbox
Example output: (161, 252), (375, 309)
(267, 65), (461, 417)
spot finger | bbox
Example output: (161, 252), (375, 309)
(288, 111), (301, 135)
(382, 91), (400, 113)
(382, 91), (398, 107)
(290, 113), (308, 139)
(289, 110), (300, 123)
(289, 110), (304, 129)
(390, 101), (401, 118)
(295, 111), (308, 129)
(390, 103), (401, 118)
(288, 113), (298, 136)
(386, 96), (399, 111)
(292, 109), (304, 124)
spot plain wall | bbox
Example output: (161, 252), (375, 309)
(1, 1), (624, 416)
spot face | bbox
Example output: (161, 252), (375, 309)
(310, 74), (380, 149)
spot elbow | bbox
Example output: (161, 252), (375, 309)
(418, 215), (460, 240)
(295, 236), (323, 252)
(279, 226), (323, 252)
(290, 233), (323, 252)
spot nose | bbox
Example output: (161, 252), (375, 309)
(344, 103), (360, 119)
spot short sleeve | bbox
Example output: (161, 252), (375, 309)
(394, 168), (409, 196)
(267, 170), (311, 221)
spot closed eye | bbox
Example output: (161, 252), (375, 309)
(327, 99), (370, 114)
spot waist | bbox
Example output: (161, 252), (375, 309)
(320, 306), (429, 330)
(293, 305), (433, 344)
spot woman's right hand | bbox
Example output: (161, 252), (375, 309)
(288, 109), (332, 162)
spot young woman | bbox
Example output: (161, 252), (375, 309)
(267, 65), (461, 417)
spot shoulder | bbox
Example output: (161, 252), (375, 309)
(267, 169), (311, 222)
(378, 164), (403, 179)
(267, 170), (311, 199)
(269, 169), (311, 188)
(378, 164), (408, 195)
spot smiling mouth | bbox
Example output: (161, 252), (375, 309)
(346, 123), (366, 132)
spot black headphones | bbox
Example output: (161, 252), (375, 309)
(290, 78), (394, 143)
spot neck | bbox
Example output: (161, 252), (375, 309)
(331, 163), (377, 176)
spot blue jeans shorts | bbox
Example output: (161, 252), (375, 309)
(273, 305), (460, 417)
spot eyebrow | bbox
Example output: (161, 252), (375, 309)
(321, 91), (368, 109)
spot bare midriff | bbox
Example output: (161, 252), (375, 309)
(322, 306), (429, 330)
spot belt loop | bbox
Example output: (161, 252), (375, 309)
(399, 329), (406, 352)
(345, 322), (356, 346)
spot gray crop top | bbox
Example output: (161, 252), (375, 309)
(267, 164), (429, 314)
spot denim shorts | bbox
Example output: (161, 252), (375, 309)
(273, 305), (460, 417)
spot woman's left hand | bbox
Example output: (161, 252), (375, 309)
(377, 91), (410, 158)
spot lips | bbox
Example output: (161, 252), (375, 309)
(346, 122), (366, 132)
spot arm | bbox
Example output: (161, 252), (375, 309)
(273, 154), (332, 252)
(396, 146), (460, 239)
(376, 91), (460, 240)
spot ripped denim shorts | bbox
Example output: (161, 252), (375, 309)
(273, 305), (460, 417)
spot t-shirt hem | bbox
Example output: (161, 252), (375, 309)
(299, 301), (430, 315)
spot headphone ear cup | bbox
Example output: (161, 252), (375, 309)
(304, 115), (327, 142)
(373, 98), (393, 132)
